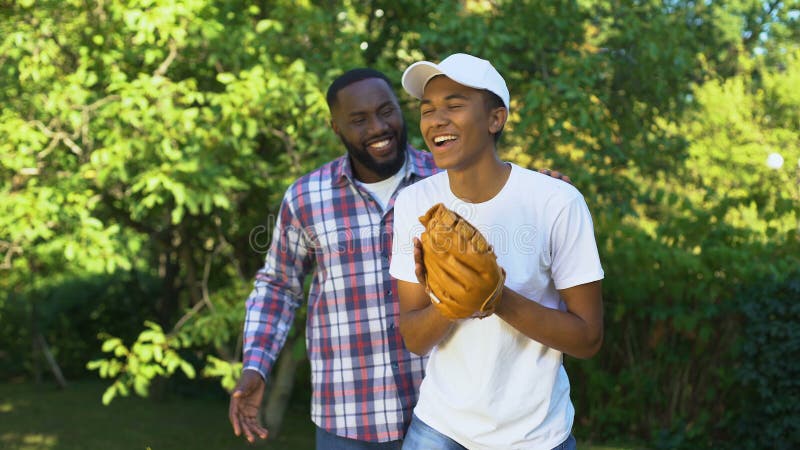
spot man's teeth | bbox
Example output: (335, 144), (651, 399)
(434, 135), (457, 144)
(369, 139), (391, 149)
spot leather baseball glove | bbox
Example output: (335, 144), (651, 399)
(419, 203), (505, 320)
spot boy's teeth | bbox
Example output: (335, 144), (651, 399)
(434, 135), (456, 144)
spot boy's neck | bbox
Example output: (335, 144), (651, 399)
(447, 156), (511, 203)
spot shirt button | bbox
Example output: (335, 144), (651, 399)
(386, 289), (392, 296)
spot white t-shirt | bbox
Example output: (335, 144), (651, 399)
(355, 160), (407, 212)
(389, 163), (604, 450)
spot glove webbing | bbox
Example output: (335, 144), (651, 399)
(475, 266), (506, 318)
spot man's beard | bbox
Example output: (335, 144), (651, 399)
(342, 122), (408, 180)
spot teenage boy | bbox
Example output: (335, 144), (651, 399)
(389, 53), (604, 450)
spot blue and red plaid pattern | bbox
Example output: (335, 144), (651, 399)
(243, 147), (438, 442)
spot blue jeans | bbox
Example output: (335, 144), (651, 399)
(401, 414), (578, 450)
(315, 426), (403, 450)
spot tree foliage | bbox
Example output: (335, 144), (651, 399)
(2, 0), (798, 447)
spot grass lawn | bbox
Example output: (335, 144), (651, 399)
(1, 378), (639, 450)
(0, 378), (314, 450)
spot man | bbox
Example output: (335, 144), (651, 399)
(228, 68), (435, 449)
(228, 67), (572, 449)
(390, 53), (604, 449)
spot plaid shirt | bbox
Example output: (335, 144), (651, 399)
(243, 146), (438, 442)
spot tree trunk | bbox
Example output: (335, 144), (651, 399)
(34, 332), (68, 388)
(30, 300), (42, 384)
(263, 334), (306, 438)
(157, 249), (181, 326)
(30, 297), (67, 388)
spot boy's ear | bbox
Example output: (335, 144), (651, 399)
(489, 107), (508, 134)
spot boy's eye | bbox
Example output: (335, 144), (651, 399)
(421, 109), (433, 116)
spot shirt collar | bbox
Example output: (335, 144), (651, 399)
(331, 145), (431, 188)
(404, 145), (437, 181)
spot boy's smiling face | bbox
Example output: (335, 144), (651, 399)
(419, 76), (506, 171)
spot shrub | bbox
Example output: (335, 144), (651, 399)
(0, 271), (161, 381)
(731, 269), (800, 449)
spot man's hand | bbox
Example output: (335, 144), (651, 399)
(229, 370), (269, 443)
(538, 168), (572, 184)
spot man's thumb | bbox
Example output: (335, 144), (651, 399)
(232, 382), (251, 397)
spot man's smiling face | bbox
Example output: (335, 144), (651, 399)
(331, 78), (407, 183)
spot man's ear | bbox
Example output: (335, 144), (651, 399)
(330, 118), (339, 134)
(489, 107), (508, 134)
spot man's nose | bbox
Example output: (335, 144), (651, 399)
(366, 114), (390, 134)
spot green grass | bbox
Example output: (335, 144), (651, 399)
(1, 378), (639, 450)
(0, 379), (314, 450)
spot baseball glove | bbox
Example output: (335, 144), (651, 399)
(419, 203), (505, 320)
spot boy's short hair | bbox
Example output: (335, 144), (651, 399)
(484, 90), (505, 143)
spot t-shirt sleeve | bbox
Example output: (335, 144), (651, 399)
(389, 190), (422, 283)
(550, 194), (604, 290)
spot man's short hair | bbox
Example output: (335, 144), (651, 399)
(326, 68), (394, 110)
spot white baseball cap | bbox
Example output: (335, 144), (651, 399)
(402, 53), (510, 111)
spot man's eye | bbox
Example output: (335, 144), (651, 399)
(352, 118), (365, 125)
(381, 107), (394, 116)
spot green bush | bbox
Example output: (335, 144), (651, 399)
(731, 269), (800, 449)
(0, 271), (161, 380)
(567, 222), (799, 449)
(0, 292), (30, 377)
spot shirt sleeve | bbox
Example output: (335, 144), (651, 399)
(242, 191), (313, 379)
(389, 191), (422, 283)
(550, 194), (604, 290)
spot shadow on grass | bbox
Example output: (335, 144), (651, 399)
(0, 378), (643, 450)
(0, 378), (315, 450)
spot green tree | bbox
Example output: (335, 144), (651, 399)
(2, 1), (798, 446)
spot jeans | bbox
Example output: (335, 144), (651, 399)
(401, 414), (466, 450)
(315, 426), (403, 450)
(401, 414), (578, 450)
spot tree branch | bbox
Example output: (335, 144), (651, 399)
(0, 240), (24, 270)
(154, 40), (178, 77)
(31, 120), (83, 156)
(268, 127), (301, 175)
